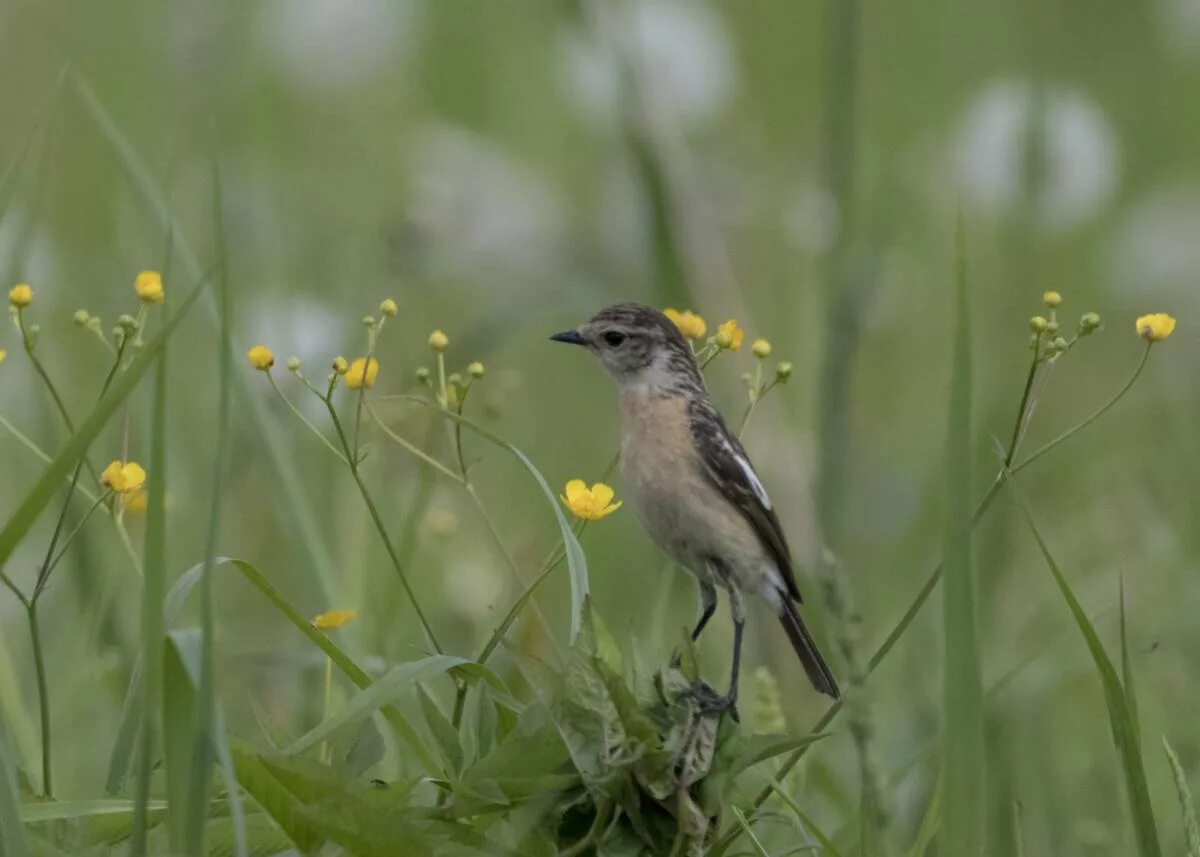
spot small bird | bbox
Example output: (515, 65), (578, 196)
(552, 303), (839, 709)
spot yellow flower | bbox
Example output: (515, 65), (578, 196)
(663, 308), (707, 341)
(1043, 290), (1062, 308)
(332, 356), (349, 375)
(312, 609), (358, 630)
(751, 338), (772, 359)
(429, 329), (449, 352)
(247, 345), (274, 370)
(125, 490), (148, 516)
(380, 298), (398, 317)
(9, 284), (32, 309)
(102, 460), (147, 494)
(134, 271), (164, 304)
(715, 319), (744, 351)
(1135, 313), (1176, 343)
(345, 357), (379, 390)
(560, 479), (622, 521)
(0, 349), (6, 365)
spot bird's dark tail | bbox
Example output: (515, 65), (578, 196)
(777, 596), (840, 699)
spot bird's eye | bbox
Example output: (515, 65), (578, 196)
(602, 330), (627, 347)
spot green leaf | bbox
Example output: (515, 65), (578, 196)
(0, 270), (207, 569)
(230, 747), (324, 855)
(940, 213), (983, 857)
(1162, 736), (1200, 857)
(1006, 475), (1161, 857)
(1120, 577), (1140, 740)
(164, 632), (201, 853)
(417, 686), (464, 775)
(131, 334), (173, 857)
(19, 800), (167, 823)
(283, 655), (477, 756)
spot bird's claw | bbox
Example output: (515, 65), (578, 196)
(690, 681), (739, 723)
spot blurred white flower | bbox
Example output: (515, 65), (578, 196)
(1110, 183), (1200, 303)
(259, 0), (416, 92)
(443, 557), (506, 623)
(560, 0), (735, 125)
(408, 124), (564, 278)
(955, 80), (1120, 231)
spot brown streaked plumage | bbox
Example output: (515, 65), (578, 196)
(551, 302), (839, 707)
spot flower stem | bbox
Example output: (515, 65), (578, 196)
(1013, 342), (1153, 473)
(268, 374), (348, 464)
(324, 396), (443, 655)
(27, 601), (52, 797)
(365, 405), (463, 484)
(320, 656), (333, 764)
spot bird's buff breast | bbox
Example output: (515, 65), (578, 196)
(618, 389), (760, 576)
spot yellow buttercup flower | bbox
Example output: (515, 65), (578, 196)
(9, 284), (32, 309)
(345, 357), (379, 390)
(1135, 313), (1176, 343)
(429, 329), (449, 352)
(560, 479), (622, 521)
(102, 460), (147, 494)
(247, 345), (274, 370)
(134, 271), (164, 304)
(312, 609), (358, 630)
(715, 319), (744, 351)
(664, 308), (707, 341)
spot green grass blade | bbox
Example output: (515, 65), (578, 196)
(0, 272), (207, 568)
(131, 339), (171, 856)
(1120, 577), (1140, 740)
(1163, 736), (1200, 857)
(1005, 474), (1161, 857)
(0, 712), (30, 857)
(164, 632), (200, 853)
(283, 655), (475, 755)
(904, 775), (942, 857)
(19, 800), (168, 823)
(940, 213), (983, 857)
(766, 779), (845, 857)
(407, 403), (589, 641)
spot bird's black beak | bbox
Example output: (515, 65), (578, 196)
(550, 330), (586, 346)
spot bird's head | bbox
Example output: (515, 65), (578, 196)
(551, 302), (701, 392)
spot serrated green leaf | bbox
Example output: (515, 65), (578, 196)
(230, 747), (324, 855)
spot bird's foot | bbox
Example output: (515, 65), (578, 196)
(690, 681), (739, 723)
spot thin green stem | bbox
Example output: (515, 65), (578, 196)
(38, 489), (112, 589)
(268, 373), (348, 464)
(323, 396), (443, 655)
(365, 404), (464, 484)
(0, 414), (100, 503)
(1014, 342), (1153, 473)
(352, 327), (378, 461)
(1004, 340), (1043, 469)
(561, 799), (614, 857)
(28, 602), (51, 796)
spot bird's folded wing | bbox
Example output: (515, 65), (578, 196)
(686, 398), (803, 603)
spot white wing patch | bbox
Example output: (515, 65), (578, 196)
(732, 446), (772, 510)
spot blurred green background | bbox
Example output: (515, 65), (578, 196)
(0, 1), (1197, 854)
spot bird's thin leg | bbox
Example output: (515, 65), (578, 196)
(691, 580), (718, 641)
(726, 587), (745, 708)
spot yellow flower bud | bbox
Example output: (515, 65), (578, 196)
(751, 338), (772, 359)
(715, 319), (744, 351)
(1043, 291), (1062, 308)
(429, 329), (449, 352)
(345, 357), (379, 390)
(73, 309), (90, 326)
(1029, 315), (1047, 333)
(415, 366), (431, 383)
(468, 361), (485, 379)
(286, 356), (301, 372)
(775, 361), (793, 381)
(117, 314), (139, 332)
(1078, 312), (1101, 336)
(1135, 313), (1176, 343)
(332, 356), (349, 375)
(247, 345), (274, 370)
(380, 298), (398, 317)
(362, 315), (376, 328)
(8, 284), (32, 308)
(134, 271), (164, 304)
